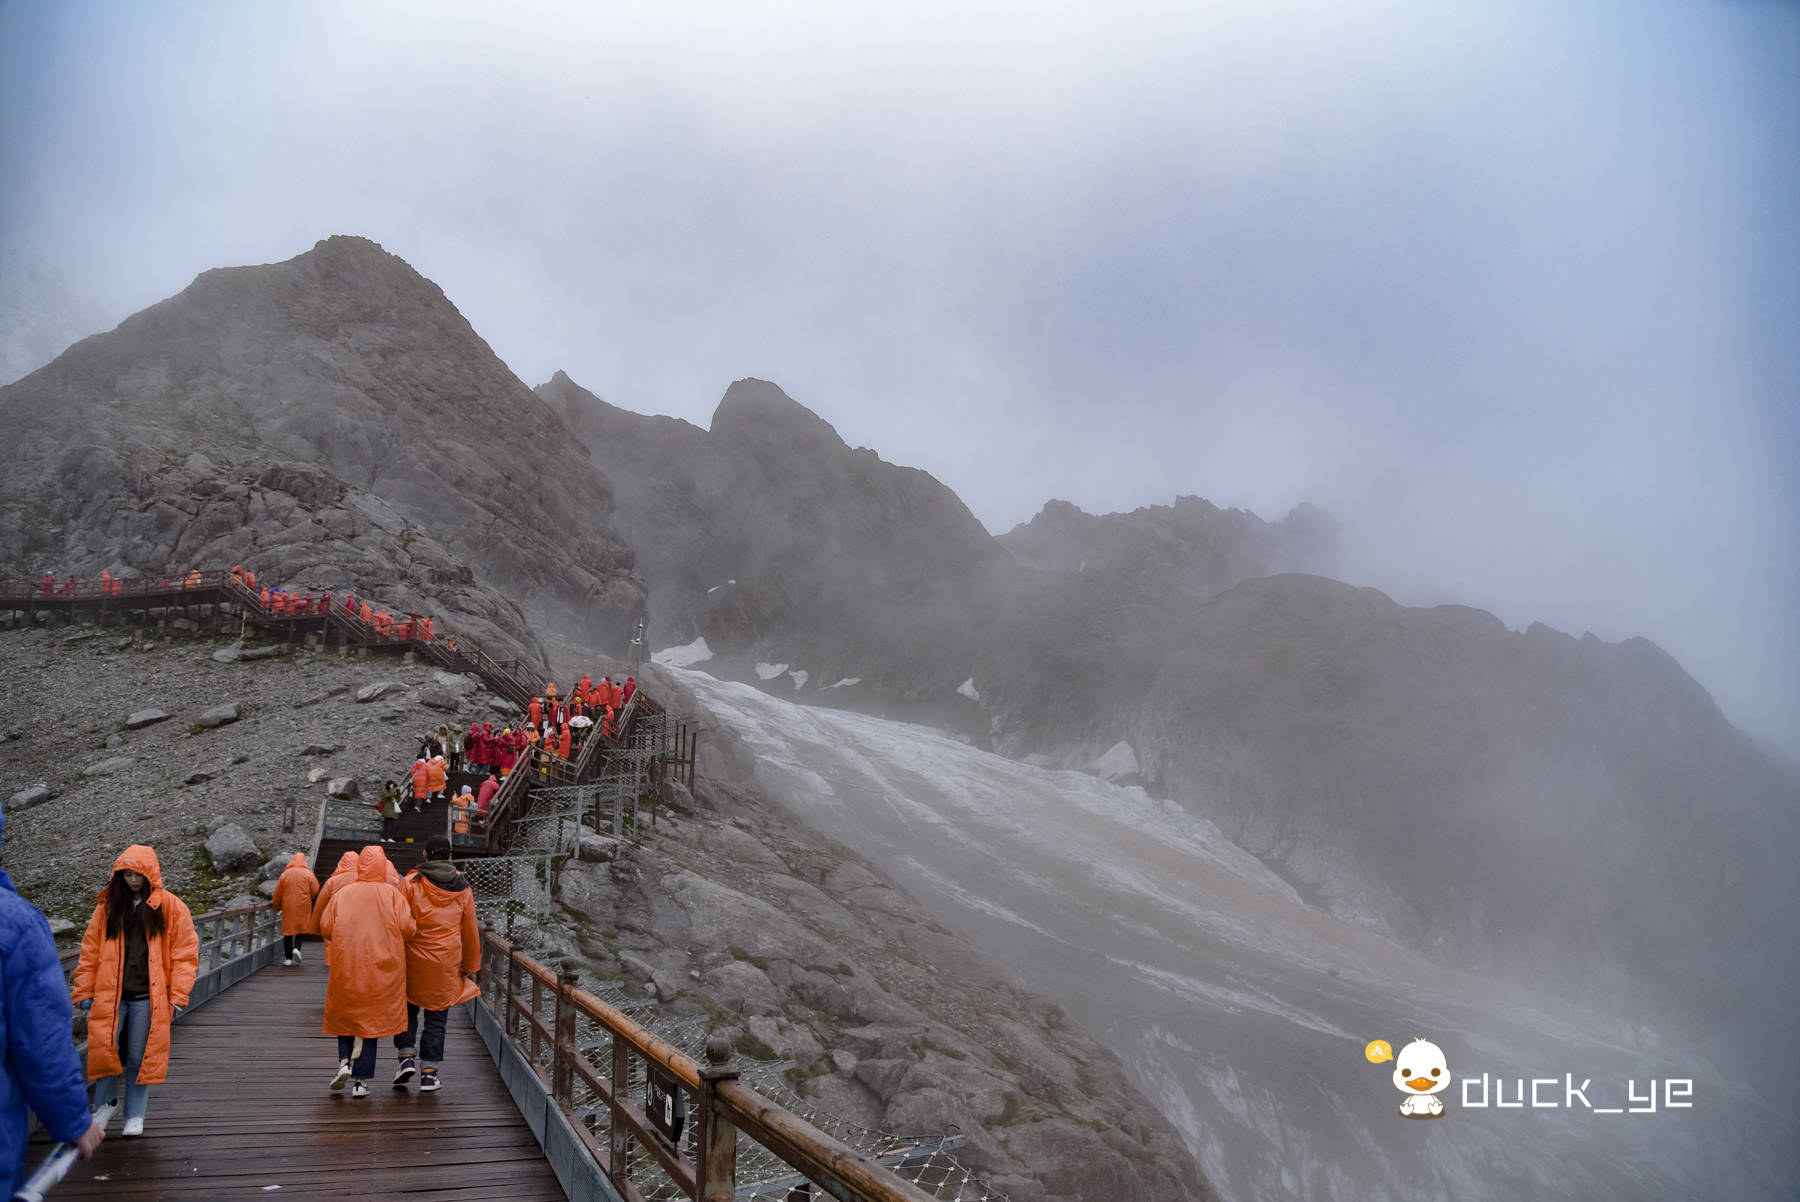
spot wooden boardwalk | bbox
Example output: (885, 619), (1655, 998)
(39, 961), (566, 1200)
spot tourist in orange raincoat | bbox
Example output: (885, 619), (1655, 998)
(319, 846), (416, 1096)
(410, 757), (431, 812)
(528, 697), (543, 727)
(425, 754), (448, 803)
(260, 586), (272, 611)
(70, 845), (200, 1136)
(391, 836), (481, 1091)
(310, 851), (360, 932)
(359, 601), (373, 625)
(556, 724), (572, 760)
(273, 853), (320, 966)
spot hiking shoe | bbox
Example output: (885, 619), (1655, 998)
(418, 1069), (440, 1092)
(330, 1060), (352, 1091)
(393, 1056), (417, 1086)
(350, 1080), (369, 1098)
(292, 947), (302, 964)
(121, 1117), (145, 1137)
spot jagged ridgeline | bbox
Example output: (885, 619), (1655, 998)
(539, 367), (1800, 1112)
(0, 236), (643, 670)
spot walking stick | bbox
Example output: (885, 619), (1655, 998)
(12, 1102), (117, 1202)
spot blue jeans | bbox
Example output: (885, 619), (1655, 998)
(336, 1035), (380, 1080)
(91, 997), (151, 1121)
(394, 1003), (447, 1067)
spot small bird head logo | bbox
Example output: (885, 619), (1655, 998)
(1392, 1037), (1451, 1097)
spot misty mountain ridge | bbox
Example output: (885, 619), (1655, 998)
(0, 247), (111, 387)
(546, 367), (1797, 1107)
(0, 236), (644, 666)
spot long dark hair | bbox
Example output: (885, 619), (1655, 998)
(104, 870), (166, 941)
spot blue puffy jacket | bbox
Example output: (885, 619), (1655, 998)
(1, 808), (92, 1192)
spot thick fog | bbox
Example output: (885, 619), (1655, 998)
(2, 0), (1794, 750)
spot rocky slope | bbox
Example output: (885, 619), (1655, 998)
(0, 237), (643, 666)
(537, 371), (1012, 701)
(0, 620), (1210, 1202)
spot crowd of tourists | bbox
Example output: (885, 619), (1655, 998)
(2, 824), (485, 1190)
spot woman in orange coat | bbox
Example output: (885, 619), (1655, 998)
(319, 846), (415, 1097)
(273, 853), (320, 966)
(310, 851), (360, 932)
(392, 836), (481, 1090)
(424, 754), (448, 805)
(69, 846), (199, 1137)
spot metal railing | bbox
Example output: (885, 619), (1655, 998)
(57, 899), (283, 1010)
(477, 933), (941, 1202)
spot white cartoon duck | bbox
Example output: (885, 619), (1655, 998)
(1393, 1037), (1451, 1118)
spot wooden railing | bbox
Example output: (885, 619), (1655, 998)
(478, 933), (938, 1202)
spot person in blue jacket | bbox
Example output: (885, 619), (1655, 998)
(2, 808), (104, 1191)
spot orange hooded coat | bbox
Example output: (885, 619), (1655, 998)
(70, 846), (200, 1085)
(319, 846), (416, 1038)
(273, 853), (321, 935)
(401, 866), (482, 1010)
(310, 851), (360, 932)
(411, 759), (431, 800)
(425, 756), (448, 793)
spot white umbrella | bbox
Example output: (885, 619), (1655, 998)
(568, 715), (593, 728)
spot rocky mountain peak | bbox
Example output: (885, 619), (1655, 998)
(708, 378), (848, 452)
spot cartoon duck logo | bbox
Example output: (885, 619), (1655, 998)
(1366, 1037), (1451, 1119)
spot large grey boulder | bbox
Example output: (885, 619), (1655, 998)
(326, 777), (360, 800)
(205, 823), (262, 873)
(431, 671), (478, 697)
(577, 834), (620, 863)
(6, 782), (53, 811)
(81, 756), (136, 777)
(418, 688), (460, 712)
(195, 701), (242, 728)
(124, 708), (171, 730)
(355, 682), (406, 703)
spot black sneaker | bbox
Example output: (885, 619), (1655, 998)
(394, 1056), (417, 1086)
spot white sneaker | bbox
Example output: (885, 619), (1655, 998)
(330, 1060), (352, 1091)
(122, 1117), (144, 1137)
(292, 947), (302, 964)
(283, 956), (295, 967)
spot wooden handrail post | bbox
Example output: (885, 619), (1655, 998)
(552, 965), (577, 1107)
(506, 944), (522, 1043)
(609, 1032), (632, 1187)
(697, 1036), (740, 1202)
(207, 915), (223, 972)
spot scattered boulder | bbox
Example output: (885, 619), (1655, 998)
(183, 768), (216, 786)
(196, 701), (242, 728)
(662, 778), (698, 814)
(6, 782), (53, 811)
(307, 767), (329, 784)
(114, 638), (133, 651)
(205, 815), (233, 836)
(170, 618), (197, 632)
(326, 777), (360, 800)
(221, 893), (257, 912)
(229, 751), (250, 765)
(46, 917), (76, 938)
(293, 684), (351, 709)
(431, 671), (478, 697)
(104, 733), (124, 749)
(63, 630), (95, 643)
(210, 648), (239, 663)
(125, 708), (171, 730)
(205, 823), (262, 873)
(577, 834), (620, 863)
(257, 880), (279, 898)
(296, 742), (340, 757)
(418, 688), (460, 712)
(355, 682), (406, 703)
(238, 645), (283, 661)
(81, 756), (136, 777)
(488, 698), (519, 717)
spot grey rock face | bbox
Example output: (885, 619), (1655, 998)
(196, 701), (242, 728)
(576, 833), (619, 863)
(0, 236), (645, 666)
(7, 782), (53, 811)
(124, 708), (171, 729)
(204, 823), (262, 872)
(80, 756), (135, 777)
(355, 682), (405, 703)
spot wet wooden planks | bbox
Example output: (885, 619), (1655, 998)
(36, 960), (566, 1200)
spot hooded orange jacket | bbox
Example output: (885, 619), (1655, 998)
(411, 759), (431, 800)
(273, 853), (321, 935)
(310, 851), (360, 931)
(319, 846), (416, 1038)
(401, 866), (482, 1011)
(70, 846), (200, 1085)
(425, 757), (448, 792)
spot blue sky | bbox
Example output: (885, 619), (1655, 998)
(2, 0), (1795, 749)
